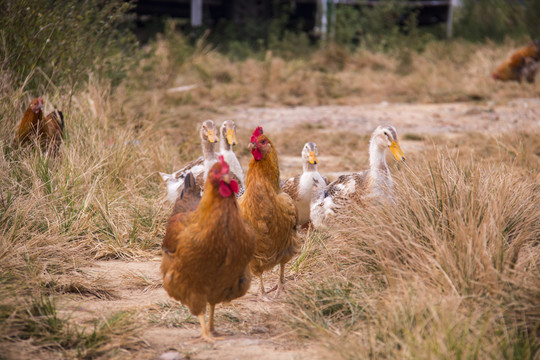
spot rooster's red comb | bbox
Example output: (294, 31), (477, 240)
(218, 155), (229, 174)
(251, 126), (264, 143)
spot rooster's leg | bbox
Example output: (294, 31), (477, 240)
(258, 274), (266, 295)
(206, 304), (225, 339)
(257, 274), (274, 301)
(273, 264), (286, 298)
(197, 313), (215, 342)
(208, 304), (215, 333)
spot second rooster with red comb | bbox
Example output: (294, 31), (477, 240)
(238, 126), (299, 299)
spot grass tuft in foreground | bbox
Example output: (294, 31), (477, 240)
(286, 138), (540, 359)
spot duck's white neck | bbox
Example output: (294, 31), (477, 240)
(303, 161), (318, 173)
(369, 140), (391, 184)
(220, 137), (231, 152)
(202, 140), (217, 164)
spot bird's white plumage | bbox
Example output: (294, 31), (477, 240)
(310, 125), (404, 227)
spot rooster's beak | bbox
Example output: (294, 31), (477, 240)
(221, 173), (231, 184)
(226, 129), (237, 146)
(389, 141), (406, 162)
(308, 151), (318, 165)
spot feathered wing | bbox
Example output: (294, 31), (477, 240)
(161, 173), (201, 277)
(240, 185), (299, 276)
(311, 171), (370, 226)
(160, 157), (205, 204)
(321, 175), (329, 186)
(273, 191), (300, 265)
(281, 175), (300, 202)
(177, 156), (205, 191)
(41, 110), (64, 153)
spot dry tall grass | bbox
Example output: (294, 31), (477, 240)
(141, 36), (540, 108)
(1, 35), (539, 358)
(0, 76), (173, 356)
(287, 135), (540, 359)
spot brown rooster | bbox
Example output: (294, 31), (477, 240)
(14, 97), (64, 154)
(161, 156), (255, 341)
(492, 40), (540, 83)
(14, 97), (44, 146)
(238, 127), (299, 299)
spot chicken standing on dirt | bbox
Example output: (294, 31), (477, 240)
(238, 126), (299, 299)
(161, 156), (255, 341)
(492, 40), (540, 83)
(14, 97), (64, 154)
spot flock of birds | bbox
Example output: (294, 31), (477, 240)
(10, 39), (539, 343)
(158, 119), (406, 341)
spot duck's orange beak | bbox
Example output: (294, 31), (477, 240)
(390, 141), (406, 162)
(207, 129), (219, 143)
(226, 128), (237, 146)
(308, 151), (318, 165)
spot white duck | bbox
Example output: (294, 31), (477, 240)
(311, 125), (406, 227)
(219, 120), (245, 196)
(282, 142), (328, 227)
(159, 120), (219, 204)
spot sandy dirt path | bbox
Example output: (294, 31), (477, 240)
(60, 260), (313, 360)
(226, 99), (540, 136)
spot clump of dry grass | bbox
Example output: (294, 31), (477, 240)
(0, 74), (177, 357)
(0, 296), (142, 359)
(286, 136), (540, 358)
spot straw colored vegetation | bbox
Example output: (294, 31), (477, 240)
(1, 34), (539, 358)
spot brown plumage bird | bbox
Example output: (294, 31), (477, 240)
(161, 156), (255, 341)
(238, 126), (299, 299)
(14, 97), (44, 146)
(14, 97), (64, 154)
(161, 172), (202, 276)
(492, 40), (540, 83)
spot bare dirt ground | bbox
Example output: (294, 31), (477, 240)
(61, 260), (312, 360)
(64, 99), (540, 360)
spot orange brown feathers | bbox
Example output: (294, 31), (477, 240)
(238, 126), (299, 298)
(492, 40), (540, 83)
(14, 97), (64, 154)
(161, 172), (202, 276)
(161, 156), (255, 341)
(14, 97), (44, 146)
